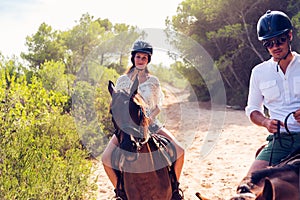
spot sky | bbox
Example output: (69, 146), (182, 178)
(0, 0), (183, 57)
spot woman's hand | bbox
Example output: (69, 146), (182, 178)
(148, 106), (160, 125)
(148, 115), (154, 125)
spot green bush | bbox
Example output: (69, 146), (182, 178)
(0, 73), (95, 199)
(72, 66), (119, 158)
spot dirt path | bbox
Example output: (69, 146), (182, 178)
(94, 86), (267, 200)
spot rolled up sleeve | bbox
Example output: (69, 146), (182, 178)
(245, 71), (264, 118)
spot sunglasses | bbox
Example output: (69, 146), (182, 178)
(263, 36), (288, 49)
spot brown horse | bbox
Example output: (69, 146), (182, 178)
(230, 149), (300, 200)
(108, 78), (181, 200)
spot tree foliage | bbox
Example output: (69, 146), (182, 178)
(167, 0), (300, 107)
(149, 63), (188, 89)
(38, 60), (75, 94)
(22, 13), (141, 76)
(21, 23), (66, 70)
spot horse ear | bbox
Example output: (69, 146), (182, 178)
(262, 178), (275, 200)
(130, 77), (139, 97)
(108, 80), (115, 96)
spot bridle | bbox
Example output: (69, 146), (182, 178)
(269, 111), (296, 166)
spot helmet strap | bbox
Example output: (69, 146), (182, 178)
(274, 34), (292, 72)
(283, 48), (291, 60)
(276, 48), (291, 72)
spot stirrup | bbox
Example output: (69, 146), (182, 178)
(172, 188), (184, 200)
(111, 189), (127, 200)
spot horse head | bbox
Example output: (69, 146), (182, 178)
(108, 78), (150, 157)
(231, 164), (300, 200)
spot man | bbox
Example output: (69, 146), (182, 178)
(244, 10), (300, 178)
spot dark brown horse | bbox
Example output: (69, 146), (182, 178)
(108, 78), (181, 200)
(230, 149), (300, 200)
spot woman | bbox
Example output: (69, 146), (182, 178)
(102, 40), (185, 199)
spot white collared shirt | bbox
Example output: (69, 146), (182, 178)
(245, 52), (300, 132)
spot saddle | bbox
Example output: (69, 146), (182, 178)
(276, 147), (300, 167)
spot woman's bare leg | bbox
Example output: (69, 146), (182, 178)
(101, 135), (119, 188)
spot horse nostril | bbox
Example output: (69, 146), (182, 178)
(237, 184), (251, 193)
(231, 192), (257, 200)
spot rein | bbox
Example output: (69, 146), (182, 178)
(120, 125), (150, 151)
(269, 111), (296, 166)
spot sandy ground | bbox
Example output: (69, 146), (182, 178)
(93, 87), (267, 200)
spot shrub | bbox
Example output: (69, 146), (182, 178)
(0, 74), (95, 199)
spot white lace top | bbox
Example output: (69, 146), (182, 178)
(115, 74), (164, 118)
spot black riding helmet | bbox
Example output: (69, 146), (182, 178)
(257, 10), (293, 41)
(131, 41), (153, 65)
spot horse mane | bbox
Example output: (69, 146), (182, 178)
(131, 93), (149, 129)
(251, 164), (299, 185)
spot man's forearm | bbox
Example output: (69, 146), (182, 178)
(250, 110), (269, 127)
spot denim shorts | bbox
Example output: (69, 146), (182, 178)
(256, 132), (300, 165)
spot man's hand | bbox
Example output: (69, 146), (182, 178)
(250, 110), (284, 134)
(293, 109), (300, 123)
(262, 118), (283, 133)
